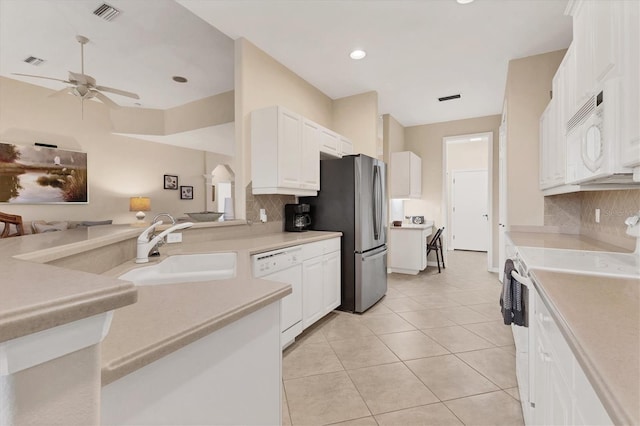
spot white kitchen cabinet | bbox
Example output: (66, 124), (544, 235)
(539, 61), (566, 190)
(620, 0), (640, 172)
(251, 106), (319, 196)
(302, 256), (324, 328)
(570, 0), (620, 109)
(388, 224), (432, 275)
(340, 135), (353, 156)
(390, 151), (422, 199)
(301, 238), (341, 329)
(531, 289), (613, 426)
(319, 127), (340, 157)
(302, 118), (321, 190)
(322, 250), (341, 312)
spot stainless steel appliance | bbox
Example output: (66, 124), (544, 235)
(284, 203), (311, 232)
(300, 154), (387, 313)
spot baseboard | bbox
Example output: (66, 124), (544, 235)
(489, 267), (499, 273)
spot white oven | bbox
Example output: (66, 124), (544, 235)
(508, 250), (536, 426)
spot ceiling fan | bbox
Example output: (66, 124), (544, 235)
(12, 35), (139, 109)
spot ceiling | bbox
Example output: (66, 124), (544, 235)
(1, 0), (572, 127)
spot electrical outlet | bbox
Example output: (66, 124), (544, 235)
(166, 233), (182, 243)
(260, 208), (267, 223)
(595, 208), (600, 223)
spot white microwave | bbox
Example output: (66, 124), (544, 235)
(565, 78), (634, 184)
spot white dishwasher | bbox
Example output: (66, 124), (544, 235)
(252, 246), (303, 349)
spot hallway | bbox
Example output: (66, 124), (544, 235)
(282, 250), (522, 425)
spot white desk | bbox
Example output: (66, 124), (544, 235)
(388, 221), (434, 275)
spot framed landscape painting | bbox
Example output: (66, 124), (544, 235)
(0, 142), (88, 204)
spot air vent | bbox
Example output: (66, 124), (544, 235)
(93, 3), (121, 21)
(438, 94), (461, 102)
(23, 56), (45, 66)
(567, 93), (597, 134)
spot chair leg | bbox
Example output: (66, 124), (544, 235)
(435, 248), (441, 273)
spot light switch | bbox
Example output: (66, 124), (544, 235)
(595, 208), (600, 223)
(167, 233), (182, 243)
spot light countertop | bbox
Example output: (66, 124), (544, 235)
(0, 222), (340, 386)
(507, 231), (631, 252)
(530, 269), (639, 426)
(507, 229), (638, 425)
(101, 230), (342, 385)
(390, 220), (434, 230)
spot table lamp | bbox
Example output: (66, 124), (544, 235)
(129, 197), (151, 223)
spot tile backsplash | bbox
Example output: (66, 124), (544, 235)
(545, 189), (640, 250)
(245, 182), (295, 224)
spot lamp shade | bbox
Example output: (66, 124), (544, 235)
(129, 197), (151, 212)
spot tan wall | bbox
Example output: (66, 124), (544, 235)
(235, 38), (334, 219)
(447, 140), (489, 171)
(404, 114), (501, 268)
(165, 90), (234, 134)
(332, 91), (379, 157)
(0, 77), (212, 224)
(505, 49), (566, 226)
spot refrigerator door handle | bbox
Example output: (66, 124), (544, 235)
(372, 165), (380, 240)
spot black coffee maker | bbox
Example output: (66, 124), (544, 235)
(284, 204), (312, 232)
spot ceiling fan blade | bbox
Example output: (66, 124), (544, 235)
(49, 87), (74, 98)
(11, 73), (71, 84)
(92, 90), (120, 109)
(68, 71), (89, 85)
(95, 85), (140, 99)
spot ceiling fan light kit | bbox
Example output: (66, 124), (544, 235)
(11, 34), (139, 114)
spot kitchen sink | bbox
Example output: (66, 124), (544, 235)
(119, 252), (237, 285)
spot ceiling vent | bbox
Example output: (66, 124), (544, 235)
(23, 56), (45, 66)
(93, 3), (121, 21)
(438, 94), (461, 102)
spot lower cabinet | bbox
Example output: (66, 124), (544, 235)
(532, 290), (612, 426)
(302, 239), (341, 329)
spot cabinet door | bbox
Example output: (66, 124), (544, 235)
(533, 336), (551, 426)
(621, 0), (640, 169)
(319, 128), (339, 157)
(592, 0), (618, 83)
(302, 257), (324, 329)
(340, 137), (353, 156)
(573, 0), (594, 107)
(302, 119), (320, 190)
(539, 105), (552, 189)
(409, 154), (422, 197)
(277, 109), (302, 188)
(547, 357), (573, 426)
(322, 251), (341, 313)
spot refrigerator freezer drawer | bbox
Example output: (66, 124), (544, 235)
(355, 246), (388, 313)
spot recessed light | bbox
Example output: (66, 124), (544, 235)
(172, 76), (188, 83)
(350, 49), (366, 60)
(456, 0), (474, 4)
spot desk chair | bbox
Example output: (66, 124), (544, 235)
(426, 227), (445, 273)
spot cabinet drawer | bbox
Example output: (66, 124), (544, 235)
(301, 241), (324, 260)
(323, 238), (340, 253)
(535, 292), (574, 384)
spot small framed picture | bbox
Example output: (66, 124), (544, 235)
(164, 174), (178, 190)
(180, 185), (193, 200)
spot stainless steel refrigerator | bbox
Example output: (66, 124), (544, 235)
(300, 154), (387, 313)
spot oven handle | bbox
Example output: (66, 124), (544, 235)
(511, 270), (533, 288)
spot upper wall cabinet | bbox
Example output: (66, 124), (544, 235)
(571, 0), (620, 108)
(390, 151), (421, 199)
(620, 0), (640, 171)
(251, 106), (319, 196)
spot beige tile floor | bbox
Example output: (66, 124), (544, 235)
(282, 250), (523, 426)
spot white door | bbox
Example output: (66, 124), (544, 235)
(322, 251), (341, 313)
(498, 121), (508, 282)
(451, 169), (488, 251)
(302, 257), (323, 329)
(277, 109), (302, 188)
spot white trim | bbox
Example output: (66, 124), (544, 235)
(442, 131), (494, 272)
